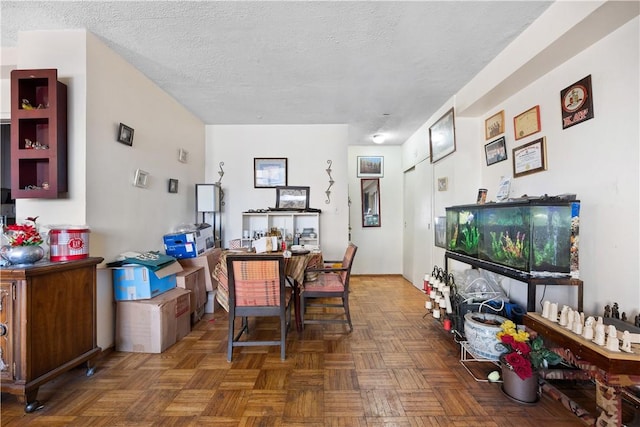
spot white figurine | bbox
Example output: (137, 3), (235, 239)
(549, 303), (559, 322)
(583, 316), (595, 340)
(594, 324), (606, 346)
(605, 325), (620, 352)
(542, 301), (551, 318)
(583, 324), (594, 340)
(559, 305), (569, 326)
(621, 331), (633, 353)
(565, 309), (575, 330)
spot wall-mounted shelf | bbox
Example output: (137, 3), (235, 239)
(10, 69), (68, 199)
(444, 250), (583, 312)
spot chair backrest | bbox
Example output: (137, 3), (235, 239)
(226, 254), (286, 311)
(339, 243), (358, 284)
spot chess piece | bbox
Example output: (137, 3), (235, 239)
(565, 309), (575, 329)
(572, 316), (583, 335)
(542, 300), (551, 318)
(559, 305), (569, 326)
(611, 303), (620, 319)
(594, 324), (606, 346)
(604, 305), (611, 318)
(621, 331), (633, 353)
(596, 316), (603, 326)
(635, 314), (640, 328)
(549, 303), (559, 322)
(622, 312), (627, 322)
(583, 324), (594, 340)
(606, 325), (620, 352)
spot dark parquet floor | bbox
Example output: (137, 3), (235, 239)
(1, 275), (604, 426)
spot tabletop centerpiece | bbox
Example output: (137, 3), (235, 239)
(1, 217), (45, 265)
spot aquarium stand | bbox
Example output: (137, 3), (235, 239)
(444, 251), (583, 312)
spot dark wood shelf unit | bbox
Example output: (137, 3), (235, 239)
(10, 68), (68, 199)
(444, 250), (583, 312)
(0, 257), (103, 412)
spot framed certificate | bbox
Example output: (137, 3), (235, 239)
(513, 105), (541, 140)
(512, 137), (547, 178)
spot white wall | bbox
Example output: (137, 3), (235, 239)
(348, 145), (403, 274)
(206, 125), (349, 262)
(402, 6), (640, 317)
(9, 30), (206, 349)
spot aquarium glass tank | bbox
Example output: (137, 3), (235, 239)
(446, 200), (581, 277)
(446, 206), (478, 256)
(478, 205), (531, 271)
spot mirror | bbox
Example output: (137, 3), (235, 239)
(361, 178), (381, 227)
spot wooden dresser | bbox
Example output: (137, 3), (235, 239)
(0, 257), (103, 412)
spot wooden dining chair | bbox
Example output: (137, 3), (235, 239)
(226, 254), (292, 361)
(300, 243), (358, 332)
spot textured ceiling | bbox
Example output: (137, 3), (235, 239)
(1, 1), (552, 145)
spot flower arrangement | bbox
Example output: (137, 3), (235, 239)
(3, 222), (43, 247)
(496, 319), (562, 380)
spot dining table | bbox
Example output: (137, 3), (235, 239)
(213, 249), (324, 332)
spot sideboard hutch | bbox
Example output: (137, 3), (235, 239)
(0, 257), (103, 412)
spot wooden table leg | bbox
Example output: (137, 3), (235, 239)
(287, 277), (303, 332)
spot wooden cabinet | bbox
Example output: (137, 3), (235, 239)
(10, 68), (68, 199)
(0, 257), (103, 412)
(241, 211), (320, 248)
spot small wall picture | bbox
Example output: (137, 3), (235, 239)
(178, 148), (188, 163)
(485, 110), (505, 140)
(484, 136), (508, 166)
(168, 178), (179, 193)
(437, 177), (448, 191)
(133, 169), (149, 188)
(561, 75), (594, 129)
(118, 123), (134, 146)
(357, 156), (384, 178)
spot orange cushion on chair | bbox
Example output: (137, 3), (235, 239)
(304, 273), (345, 292)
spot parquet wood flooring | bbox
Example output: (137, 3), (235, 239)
(1, 275), (592, 426)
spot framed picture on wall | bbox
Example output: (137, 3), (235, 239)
(485, 110), (505, 140)
(429, 108), (456, 163)
(357, 156), (384, 178)
(117, 123), (134, 146)
(484, 137), (508, 166)
(275, 186), (310, 210)
(513, 105), (541, 140)
(254, 158), (288, 188)
(513, 137), (547, 178)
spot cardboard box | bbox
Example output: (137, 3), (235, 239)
(112, 261), (182, 301)
(176, 265), (206, 317)
(115, 287), (191, 353)
(163, 224), (214, 259)
(177, 247), (221, 291)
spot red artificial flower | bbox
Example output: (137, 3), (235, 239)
(4, 223), (43, 246)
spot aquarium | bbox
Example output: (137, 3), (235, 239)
(446, 199), (580, 277)
(478, 205), (531, 271)
(445, 206), (479, 256)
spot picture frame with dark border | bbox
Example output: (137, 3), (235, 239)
(118, 123), (134, 146)
(168, 178), (179, 193)
(513, 137), (547, 178)
(561, 75), (594, 129)
(429, 108), (456, 163)
(356, 156), (384, 178)
(485, 110), (505, 140)
(275, 186), (310, 210)
(254, 157), (288, 188)
(484, 136), (508, 166)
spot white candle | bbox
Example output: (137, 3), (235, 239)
(433, 309), (441, 319)
(426, 301), (432, 309)
(429, 291), (436, 299)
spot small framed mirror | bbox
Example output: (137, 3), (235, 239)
(361, 178), (381, 227)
